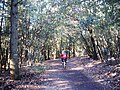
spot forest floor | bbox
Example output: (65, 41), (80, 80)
(2, 56), (120, 90)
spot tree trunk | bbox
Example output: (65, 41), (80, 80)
(88, 27), (98, 60)
(80, 33), (92, 57)
(96, 41), (103, 62)
(47, 45), (50, 60)
(90, 36), (98, 60)
(0, 26), (2, 74)
(117, 30), (120, 58)
(118, 35), (120, 58)
(44, 50), (47, 60)
(55, 44), (58, 59)
(68, 46), (71, 58)
(0, 1), (4, 74)
(60, 37), (63, 53)
(68, 36), (71, 58)
(73, 43), (75, 57)
(5, 48), (8, 71)
(10, 0), (19, 80)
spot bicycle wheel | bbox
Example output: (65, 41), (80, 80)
(63, 61), (66, 69)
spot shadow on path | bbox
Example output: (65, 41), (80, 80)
(41, 58), (113, 90)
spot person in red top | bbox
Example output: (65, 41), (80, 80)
(60, 53), (64, 62)
(60, 51), (68, 63)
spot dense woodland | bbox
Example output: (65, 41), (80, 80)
(0, 0), (119, 86)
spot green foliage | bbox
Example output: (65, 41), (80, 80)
(0, 0), (119, 62)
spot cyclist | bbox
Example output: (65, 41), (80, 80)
(60, 51), (68, 68)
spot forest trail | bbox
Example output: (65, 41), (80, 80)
(40, 57), (113, 90)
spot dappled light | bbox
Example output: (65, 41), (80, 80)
(51, 63), (60, 66)
(47, 69), (61, 72)
(85, 61), (101, 68)
(71, 67), (84, 70)
(36, 58), (114, 90)
(16, 85), (42, 89)
(0, 0), (120, 89)
(52, 80), (72, 89)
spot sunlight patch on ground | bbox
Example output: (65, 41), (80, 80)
(44, 86), (59, 90)
(46, 78), (56, 81)
(85, 61), (101, 68)
(71, 67), (84, 70)
(85, 63), (94, 68)
(53, 80), (69, 85)
(59, 86), (73, 90)
(52, 63), (61, 66)
(96, 79), (104, 83)
(44, 86), (72, 90)
(16, 85), (45, 89)
(93, 61), (101, 64)
(47, 69), (60, 72)
(52, 80), (72, 89)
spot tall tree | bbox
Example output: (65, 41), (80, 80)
(10, 0), (19, 80)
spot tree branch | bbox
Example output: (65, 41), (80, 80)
(14, 0), (23, 6)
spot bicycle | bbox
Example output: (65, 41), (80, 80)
(62, 59), (67, 69)
(60, 52), (68, 69)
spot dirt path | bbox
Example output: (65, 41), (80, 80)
(40, 57), (113, 90)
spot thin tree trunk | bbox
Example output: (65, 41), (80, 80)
(116, 30), (120, 58)
(0, 0), (4, 74)
(80, 33), (92, 57)
(68, 36), (71, 58)
(55, 44), (57, 59)
(0, 26), (2, 74)
(88, 27), (98, 60)
(44, 50), (47, 60)
(73, 43), (75, 57)
(6, 48), (8, 71)
(68, 46), (71, 58)
(47, 45), (50, 60)
(90, 36), (98, 60)
(10, 0), (19, 80)
(118, 34), (120, 58)
(96, 41), (103, 62)
(60, 37), (63, 53)
(43, 45), (47, 60)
